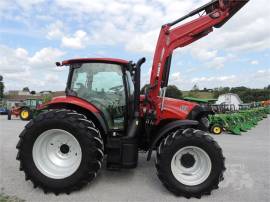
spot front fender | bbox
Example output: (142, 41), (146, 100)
(147, 120), (199, 160)
(187, 105), (214, 119)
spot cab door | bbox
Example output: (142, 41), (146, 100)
(70, 62), (127, 131)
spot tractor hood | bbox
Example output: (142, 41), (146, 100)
(158, 97), (198, 120)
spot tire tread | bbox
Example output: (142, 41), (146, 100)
(16, 109), (104, 195)
(155, 128), (225, 198)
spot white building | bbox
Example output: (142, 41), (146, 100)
(216, 93), (243, 110)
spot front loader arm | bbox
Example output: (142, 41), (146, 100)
(147, 0), (249, 123)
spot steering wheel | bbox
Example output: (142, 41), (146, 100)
(109, 85), (123, 92)
(75, 83), (85, 90)
(89, 97), (110, 108)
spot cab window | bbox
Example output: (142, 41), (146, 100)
(70, 63), (126, 130)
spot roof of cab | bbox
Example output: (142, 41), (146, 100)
(61, 58), (129, 65)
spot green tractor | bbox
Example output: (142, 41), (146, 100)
(209, 113), (242, 135)
(20, 98), (43, 120)
(208, 114), (226, 135)
(8, 98), (43, 121)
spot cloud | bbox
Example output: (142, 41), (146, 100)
(185, 71), (270, 90)
(1, 0), (269, 91)
(11, 0), (267, 57)
(191, 75), (236, 83)
(187, 48), (228, 70)
(45, 74), (60, 82)
(206, 56), (227, 69)
(170, 72), (182, 82)
(255, 69), (270, 80)
(167, 70), (238, 90)
(0, 0), (45, 12)
(0, 45), (67, 91)
(16, 0), (45, 10)
(29, 47), (65, 67)
(257, 69), (268, 74)
(2, 0), (270, 54)
(51, 0), (207, 53)
(191, 49), (217, 61)
(126, 29), (159, 53)
(61, 30), (89, 49)
(192, 0), (270, 53)
(46, 21), (89, 49)
(46, 20), (64, 39)
(250, 60), (259, 65)
(0, 45), (30, 74)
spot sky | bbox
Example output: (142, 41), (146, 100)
(0, 0), (269, 92)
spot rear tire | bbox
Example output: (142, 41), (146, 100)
(7, 110), (11, 120)
(156, 128), (225, 198)
(16, 109), (104, 194)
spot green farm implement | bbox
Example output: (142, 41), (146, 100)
(209, 106), (269, 135)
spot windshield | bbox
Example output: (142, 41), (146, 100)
(70, 63), (126, 130)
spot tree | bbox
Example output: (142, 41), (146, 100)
(22, 87), (30, 92)
(0, 75), (4, 100)
(192, 84), (199, 91)
(140, 84), (150, 94)
(202, 87), (208, 92)
(42, 94), (53, 103)
(141, 84), (183, 99)
(166, 85), (183, 99)
(212, 85), (270, 102)
(230, 86), (248, 94)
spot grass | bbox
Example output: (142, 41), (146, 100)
(182, 91), (215, 99)
(0, 194), (25, 202)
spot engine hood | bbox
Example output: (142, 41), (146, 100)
(159, 97), (198, 120)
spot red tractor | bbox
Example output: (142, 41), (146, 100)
(16, 0), (248, 198)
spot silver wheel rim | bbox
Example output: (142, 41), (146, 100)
(32, 129), (82, 179)
(171, 146), (212, 186)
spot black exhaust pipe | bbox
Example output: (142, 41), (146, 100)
(134, 57), (146, 118)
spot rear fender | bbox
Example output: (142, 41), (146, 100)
(42, 97), (108, 134)
(147, 120), (199, 160)
(19, 106), (30, 111)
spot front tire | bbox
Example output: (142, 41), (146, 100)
(210, 125), (223, 135)
(156, 128), (225, 198)
(16, 109), (104, 194)
(20, 108), (32, 121)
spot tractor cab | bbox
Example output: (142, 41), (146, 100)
(58, 58), (141, 132)
(25, 98), (43, 109)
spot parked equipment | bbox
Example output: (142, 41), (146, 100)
(16, 0), (249, 198)
(0, 107), (8, 115)
(209, 106), (270, 135)
(8, 98), (43, 121)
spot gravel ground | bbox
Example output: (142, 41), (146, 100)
(0, 115), (269, 202)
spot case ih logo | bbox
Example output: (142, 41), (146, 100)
(179, 105), (188, 111)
